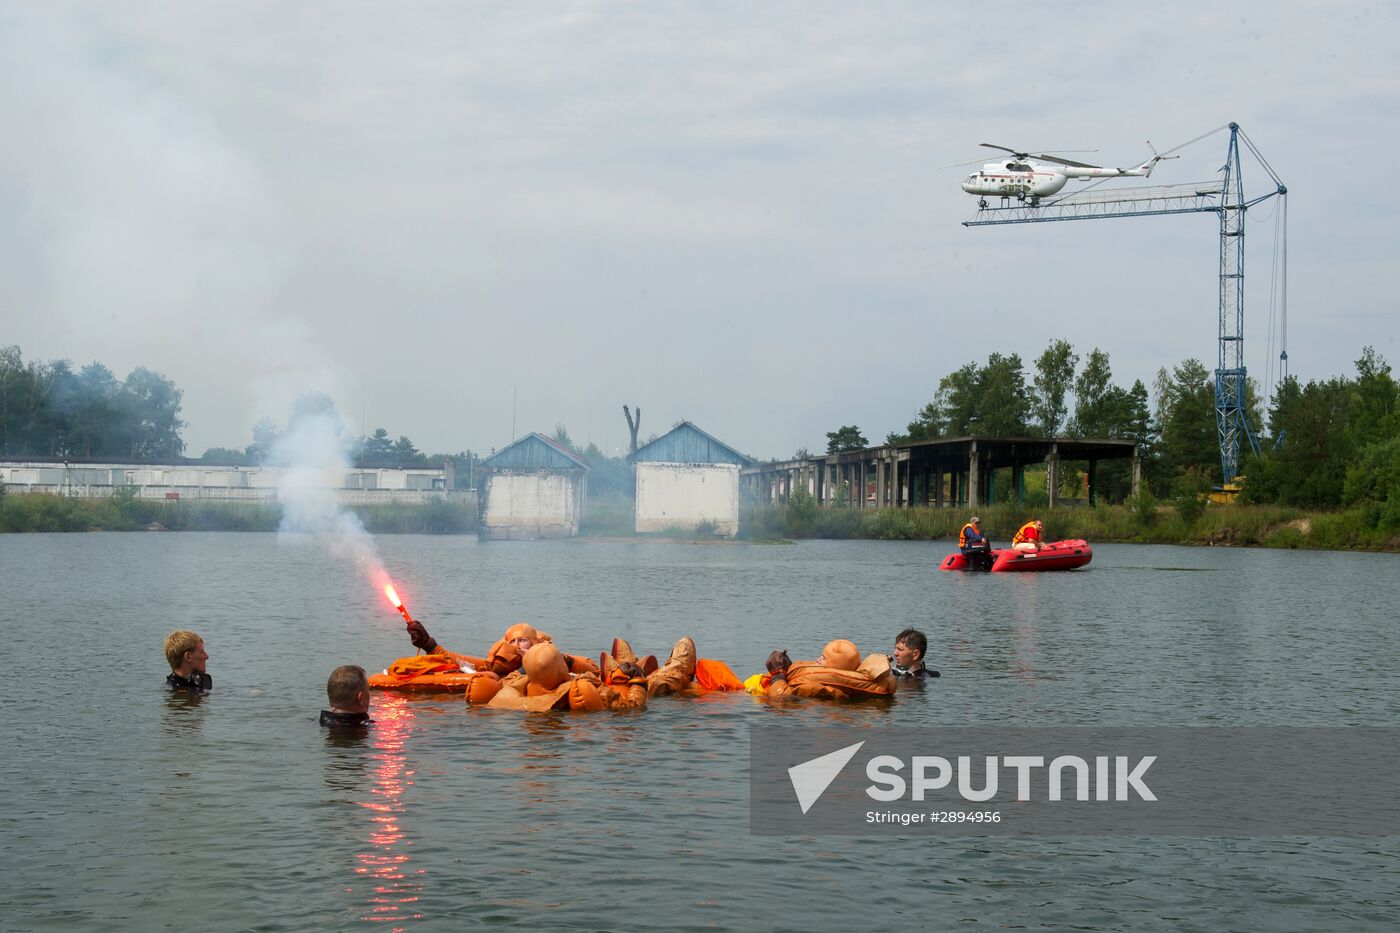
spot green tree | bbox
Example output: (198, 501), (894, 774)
(825, 425), (868, 453)
(392, 435), (425, 467)
(976, 352), (1031, 435)
(552, 423), (579, 452)
(71, 363), (120, 457)
(1030, 339), (1079, 437)
(1346, 347), (1399, 451)
(120, 367), (186, 458)
(1242, 375), (1349, 507)
(583, 442), (634, 497)
(354, 427), (390, 462)
(1069, 348), (1113, 437)
(1158, 359), (1218, 482)
(201, 447), (249, 465)
(246, 417), (280, 464)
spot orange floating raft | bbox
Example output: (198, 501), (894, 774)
(368, 652), (488, 693)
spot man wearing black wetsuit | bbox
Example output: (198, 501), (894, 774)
(890, 628), (940, 683)
(320, 665), (373, 728)
(163, 630), (212, 693)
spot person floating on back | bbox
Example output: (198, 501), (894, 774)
(1011, 519), (1044, 553)
(890, 628), (939, 684)
(468, 643), (648, 712)
(758, 639), (896, 701)
(164, 630), (211, 693)
(958, 515), (992, 571)
(320, 665), (372, 728)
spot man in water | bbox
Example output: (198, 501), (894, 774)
(1011, 519), (1044, 553)
(164, 630), (211, 692)
(890, 628), (939, 683)
(959, 515), (992, 571)
(320, 665), (372, 728)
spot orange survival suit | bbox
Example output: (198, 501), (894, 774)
(764, 639), (896, 700)
(382, 620), (597, 681)
(469, 643), (647, 712)
(605, 636), (744, 696)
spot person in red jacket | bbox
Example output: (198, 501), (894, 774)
(1011, 519), (1044, 553)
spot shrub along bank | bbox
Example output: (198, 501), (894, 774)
(739, 493), (1400, 552)
(0, 491), (476, 535)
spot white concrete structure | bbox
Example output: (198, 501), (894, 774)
(481, 472), (583, 540)
(0, 460), (460, 505)
(634, 461), (741, 536)
(479, 434), (590, 540)
(631, 422), (753, 537)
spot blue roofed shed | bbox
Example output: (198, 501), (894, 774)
(631, 422), (752, 536)
(480, 433), (590, 539)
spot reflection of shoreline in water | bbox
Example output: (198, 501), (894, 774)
(354, 694), (423, 927)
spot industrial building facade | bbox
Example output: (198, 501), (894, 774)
(0, 459), (457, 505)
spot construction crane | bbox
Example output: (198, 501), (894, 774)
(962, 122), (1287, 487)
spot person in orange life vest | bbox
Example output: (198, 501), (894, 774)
(397, 618), (597, 677)
(164, 629), (211, 693)
(959, 515), (992, 571)
(1011, 519), (1044, 553)
(471, 643), (647, 712)
(763, 638), (896, 700)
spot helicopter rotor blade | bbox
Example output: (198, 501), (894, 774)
(938, 156), (992, 168)
(1032, 153), (1102, 169)
(980, 143), (1028, 158)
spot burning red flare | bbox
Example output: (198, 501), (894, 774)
(383, 583), (414, 624)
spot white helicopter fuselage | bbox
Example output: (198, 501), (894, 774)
(962, 157), (1159, 200)
(961, 161), (1068, 198)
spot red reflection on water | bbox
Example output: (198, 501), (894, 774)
(355, 694), (425, 927)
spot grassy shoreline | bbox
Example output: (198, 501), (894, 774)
(5, 490), (1397, 552)
(738, 500), (1400, 552)
(0, 492), (475, 534)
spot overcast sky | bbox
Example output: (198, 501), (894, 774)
(2, 2), (1395, 460)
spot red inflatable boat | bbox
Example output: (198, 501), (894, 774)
(939, 539), (1093, 573)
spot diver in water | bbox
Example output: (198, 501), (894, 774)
(889, 628), (940, 683)
(164, 630), (212, 693)
(320, 665), (373, 728)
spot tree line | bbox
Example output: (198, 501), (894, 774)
(1, 345), (186, 459)
(823, 339), (1398, 518)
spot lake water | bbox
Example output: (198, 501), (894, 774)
(2, 533), (1398, 931)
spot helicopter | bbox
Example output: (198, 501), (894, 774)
(957, 143), (1175, 207)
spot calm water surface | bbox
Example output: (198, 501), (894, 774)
(2, 533), (1398, 931)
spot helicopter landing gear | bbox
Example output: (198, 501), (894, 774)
(978, 198), (988, 209)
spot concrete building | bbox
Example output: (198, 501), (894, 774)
(0, 458), (462, 505)
(632, 422), (753, 536)
(479, 434), (590, 540)
(741, 435), (1139, 509)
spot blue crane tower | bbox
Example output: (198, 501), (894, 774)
(962, 122), (1287, 487)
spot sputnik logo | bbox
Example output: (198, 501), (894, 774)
(788, 741), (865, 814)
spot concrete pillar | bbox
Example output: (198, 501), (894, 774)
(900, 459), (910, 507)
(1132, 449), (1142, 499)
(967, 442), (980, 510)
(1046, 444), (1059, 510)
(876, 458), (886, 508)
